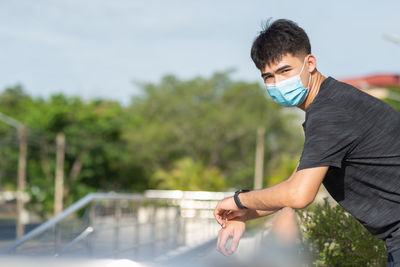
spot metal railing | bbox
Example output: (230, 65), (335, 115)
(0, 191), (231, 262)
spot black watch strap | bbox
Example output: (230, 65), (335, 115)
(234, 189), (250, 209)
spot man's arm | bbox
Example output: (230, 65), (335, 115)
(214, 165), (328, 227)
(225, 164), (300, 222)
(240, 166), (328, 210)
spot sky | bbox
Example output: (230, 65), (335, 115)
(0, 0), (399, 105)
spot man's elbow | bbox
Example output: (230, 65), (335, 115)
(285, 166), (327, 209)
(291, 196), (313, 209)
(287, 186), (315, 209)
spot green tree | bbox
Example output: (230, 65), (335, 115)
(384, 86), (400, 111)
(125, 71), (302, 189)
(265, 153), (298, 187)
(0, 86), (146, 217)
(149, 157), (226, 191)
(0, 71), (304, 217)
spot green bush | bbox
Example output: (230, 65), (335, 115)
(149, 157), (226, 191)
(297, 198), (387, 266)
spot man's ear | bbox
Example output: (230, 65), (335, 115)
(307, 54), (317, 73)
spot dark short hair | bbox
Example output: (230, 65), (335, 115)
(250, 19), (311, 70)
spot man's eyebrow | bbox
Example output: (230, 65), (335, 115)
(261, 64), (292, 78)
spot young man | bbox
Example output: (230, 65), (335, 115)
(214, 19), (400, 265)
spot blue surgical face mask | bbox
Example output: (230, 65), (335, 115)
(265, 57), (311, 107)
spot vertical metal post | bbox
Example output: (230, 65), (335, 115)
(177, 200), (186, 246)
(150, 200), (157, 256)
(54, 223), (61, 255)
(164, 203), (171, 248)
(134, 201), (141, 258)
(174, 205), (181, 247)
(87, 201), (96, 255)
(114, 199), (121, 257)
(54, 133), (65, 216)
(16, 125), (27, 238)
(254, 126), (265, 190)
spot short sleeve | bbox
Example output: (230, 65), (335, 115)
(298, 103), (358, 171)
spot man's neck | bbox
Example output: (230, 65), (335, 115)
(298, 71), (326, 111)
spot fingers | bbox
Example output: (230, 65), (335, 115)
(216, 228), (222, 252)
(226, 210), (246, 221)
(214, 209), (226, 227)
(216, 220), (246, 257)
(214, 204), (224, 226)
(228, 230), (241, 254)
(216, 228), (231, 256)
(214, 197), (238, 227)
(221, 210), (232, 228)
(226, 212), (235, 220)
(214, 206), (230, 228)
(214, 210), (222, 226)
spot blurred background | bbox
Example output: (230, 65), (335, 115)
(0, 0), (398, 266)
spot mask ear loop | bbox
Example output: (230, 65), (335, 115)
(302, 55), (312, 89)
(299, 57), (307, 75)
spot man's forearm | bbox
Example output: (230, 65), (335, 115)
(242, 209), (279, 221)
(214, 165), (326, 228)
(239, 180), (295, 211)
(238, 166), (327, 211)
(237, 165), (298, 212)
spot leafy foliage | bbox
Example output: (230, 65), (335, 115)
(0, 71), (303, 217)
(265, 153), (298, 187)
(297, 198), (387, 266)
(384, 86), (400, 111)
(125, 71), (302, 189)
(149, 157), (226, 191)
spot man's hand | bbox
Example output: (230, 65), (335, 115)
(214, 196), (247, 228)
(216, 219), (246, 256)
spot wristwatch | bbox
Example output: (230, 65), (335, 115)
(234, 189), (250, 209)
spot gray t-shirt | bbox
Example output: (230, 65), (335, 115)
(298, 77), (400, 252)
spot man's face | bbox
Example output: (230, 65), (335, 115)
(260, 53), (309, 87)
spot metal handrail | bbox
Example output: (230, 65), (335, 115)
(0, 190), (232, 256)
(0, 192), (145, 254)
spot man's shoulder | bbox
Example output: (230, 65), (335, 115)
(307, 76), (379, 118)
(322, 76), (383, 104)
(305, 75), (399, 132)
(303, 79), (354, 131)
(319, 76), (362, 99)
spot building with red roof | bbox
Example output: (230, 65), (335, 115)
(341, 74), (400, 89)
